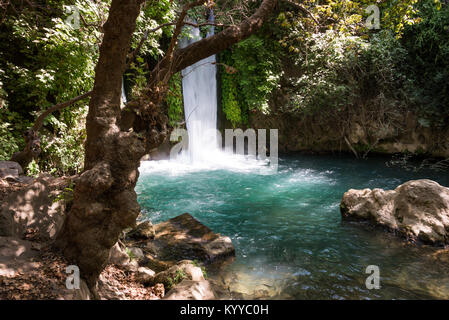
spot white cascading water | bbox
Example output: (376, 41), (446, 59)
(140, 14), (271, 175)
(179, 17), (219, 164)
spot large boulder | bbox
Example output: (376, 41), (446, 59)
(145, 213), (235, 264)
(0, 175), (70, 241)
(341, 179), (449, 245)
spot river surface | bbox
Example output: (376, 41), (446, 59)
(136, 154), (449, 299)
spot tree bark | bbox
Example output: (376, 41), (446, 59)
(56, 0), (145, 295)
(56, 0), (278, 296)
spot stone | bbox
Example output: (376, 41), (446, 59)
(0, 161), (23, 179)
(150, 260), (205, 288)
(135, 266), (156, 284)
(341, 179), (449, 245)
(164, 280), (216, 300)
(0, 176), (68, 241)
(127, 247), (145, 260)
(108, 242), (130, 266)
(127, 220), (155, 240)
(146, 213), (235, 264)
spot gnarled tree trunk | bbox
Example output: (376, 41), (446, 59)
(56, 0), (146, 294)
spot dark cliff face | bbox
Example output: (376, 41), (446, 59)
(247, 110), (449, 158)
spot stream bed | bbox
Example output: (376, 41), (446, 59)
(136, 154), (449, 299)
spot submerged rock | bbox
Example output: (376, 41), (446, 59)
(145, 213), (235, 264)
(341, 179), (449, 245)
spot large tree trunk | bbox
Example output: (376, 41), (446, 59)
(56, 0), (278, 297)
(56, 0), (145, 294)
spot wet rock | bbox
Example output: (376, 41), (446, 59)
(127, 221), (155, 240)
(164, 280), (215, 300)
(146, 213), (235, 264)
(341, 179), (449, 245)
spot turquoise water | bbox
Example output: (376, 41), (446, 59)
(136, 155), (449, 300)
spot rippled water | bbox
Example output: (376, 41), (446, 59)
(136, 155), (449, 300)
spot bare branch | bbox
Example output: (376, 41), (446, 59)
(31, 91), (93, 132)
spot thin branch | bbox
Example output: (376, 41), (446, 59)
(282, 0), (319, 26)
(165, 0), (204, 62)
(32, 91), (92, 132)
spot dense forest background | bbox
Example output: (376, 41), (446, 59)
(1, 0), (448, 175)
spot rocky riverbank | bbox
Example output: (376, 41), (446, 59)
(0, 165), (236, 300)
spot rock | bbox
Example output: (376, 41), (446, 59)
(164, 280), (216, 300)
(135, 267), (156, 284)
(0, 176), (68, 241)
(341, 179), (449, 245)
(127, 247), (145, 260)
(150, 260), (205, 289)
(0, 161), (23, 179)
(108, 242), (130, 266)
(146, 213), (235, 264)
(127, 220), (155, 240)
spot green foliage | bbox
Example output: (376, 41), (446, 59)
(52, 181), (75, 203)
(192, 259), (208, 279)
(26, 159), (40, 177)
(287, 29), (408, 116)
(0, 109), (28, 160)
(0, 0), (101, 174)
(166, 73), (184, 127)
(0, 0), (177, 174)
(220, 35), (283, 126)
(167, 268), (187, 290)
(399, 0), (449, 126)
(132, 0), (176, 59)
(127, 56), (149, 99)
(220, 50), (242, 127)
(125, 248), (136, 260)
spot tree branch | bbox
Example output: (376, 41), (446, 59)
(172, 0), (278, 73)
(148, 0), (278, 87)
(31, 91), (93, 132)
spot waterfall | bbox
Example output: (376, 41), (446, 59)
(180, 15), (218, 163)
